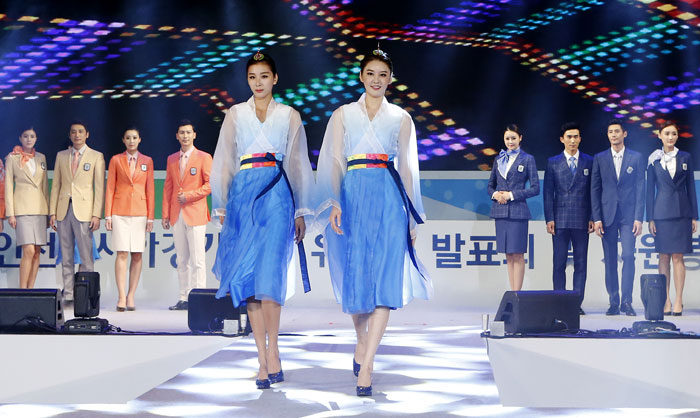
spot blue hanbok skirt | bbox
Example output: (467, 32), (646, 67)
(325, 167), (431, 314)
(214, 166), (295, 307)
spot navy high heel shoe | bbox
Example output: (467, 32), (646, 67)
(353, 358), (361, 377)
(268, 369), (284, 384)
(356, 384), (372, 397)
(256, 378), (271, 389)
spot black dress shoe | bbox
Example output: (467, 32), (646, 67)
(578, 308), (586, 315)
(621, 303), (636, 316)
(605, 305), (620, 316)
(169, 300), (188, 310)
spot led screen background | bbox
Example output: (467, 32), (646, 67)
(0, 0), (698, 170)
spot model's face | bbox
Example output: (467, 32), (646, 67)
(359, 60), (392, 99)
(560, 129), (581, 154)
(123, 130), (141, 153)
(19, 129), (37, 150)
(247, 63), (277, 100)
(658, 125), (678, 150)
(69, 124), (89, 148)
(176, 125), (196, 150)
(607, 124), (627, 147)
(503, 130), (522, 150)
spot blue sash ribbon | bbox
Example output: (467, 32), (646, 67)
(241, 152), (311, 293)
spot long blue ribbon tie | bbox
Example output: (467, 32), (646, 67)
(347, 157), (425, 278)
(241, 152), (311, 293)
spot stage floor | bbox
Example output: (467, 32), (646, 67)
(2, 302), (700, 417)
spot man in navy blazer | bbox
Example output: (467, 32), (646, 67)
(591, 119), (645, 316)
(544, 122), (594, 315)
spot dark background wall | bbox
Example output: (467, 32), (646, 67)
(0, 0), (698, 170)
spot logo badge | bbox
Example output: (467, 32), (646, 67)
(626, 166), (633, 174)
(141, 164), (148, 172)
(517, 165), (524, 172)
(683, 163), (688, 171)
(583, 168), (589, 176)
(190, 167), (197, 175)
(40, 162), (46, 170)
(83, 163), (91, 171)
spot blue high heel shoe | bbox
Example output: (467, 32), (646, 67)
(353, 359), (361, 377)
(268, 369), (284, 384)
(356, 384), (372, 397)
(256, 378), (271, 389)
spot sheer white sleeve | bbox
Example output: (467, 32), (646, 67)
(314, 107), (347, 231)
(284, 109), (315, 221)
(211, 107), (240, 219)
(396, 112), (425, 237)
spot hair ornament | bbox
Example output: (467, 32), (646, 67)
(372, 42), (388, 59)
(253, 49), (265, 61)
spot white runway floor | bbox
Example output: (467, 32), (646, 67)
(2, 301), (700, 417)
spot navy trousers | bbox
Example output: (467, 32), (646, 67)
(601, 217), (636, 307)
(552, 228), (589, 307)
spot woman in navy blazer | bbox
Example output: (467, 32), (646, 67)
(646, 121), (698, 316)
(487, 124), (540, 290)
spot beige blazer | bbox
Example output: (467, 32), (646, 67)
(49, 146), (105, 222)
(5, 151), (49, 217)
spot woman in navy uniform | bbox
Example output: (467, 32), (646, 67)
(487, 124), (540, 290)
(646, 121), (697, 316)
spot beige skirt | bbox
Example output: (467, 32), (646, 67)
(111, 215), (148, 253)
(15, 215), (48, 246)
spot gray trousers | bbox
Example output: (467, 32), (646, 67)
(57, 202), (94, 300)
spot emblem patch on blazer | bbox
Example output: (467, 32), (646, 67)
(583, 168), (589, 176)
(626, 166), (633, 174)
(141, 164), (148, 172)
(517, 165), (524, 172)
(40, 162), (46, 170)
(683, 163), (688, 171)
(190, 167), (197, 175)
(83, 163), (91, 171)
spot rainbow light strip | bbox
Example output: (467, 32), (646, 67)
(627, 0), (700, 27)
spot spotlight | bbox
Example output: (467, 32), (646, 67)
(64, 272), (109, 333)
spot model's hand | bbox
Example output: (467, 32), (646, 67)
(8, 216), (17, 229)
(496, 191), (509, 204)
(693, 219), (697, 234)
(146, 221), (153, 233)
(588, 221), (595, 234)
(90, 216), (100, 232)
(546, 221), (555, 235)
(219, 216), (225, 226)
(594, 221), (604, 237)
(649, 220), (656, 236)
(162, 219), (170, 230)
(330, 206), (343, 235)
(294, 217), (306, 244)
(632, 220), (643, 237)
(50, 215), (57, 231)
(0, 220), (3, 233)
(177, 192), (187, 204)
(105, 219), (112, 231)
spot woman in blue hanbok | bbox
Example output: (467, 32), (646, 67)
(211, 51), (314, 389)
(316, 47), (433, 397)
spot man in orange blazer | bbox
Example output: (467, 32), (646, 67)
(49, 120), (105, 303)
(105, 127), (155, 311)
(162, 119), (212, 310)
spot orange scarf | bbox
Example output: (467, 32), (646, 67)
(12, 145), (35, 167)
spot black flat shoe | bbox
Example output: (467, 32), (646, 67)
(256, 378), (271, 389)
(605, 305), (620, 316)
(356, 385), (372, 396)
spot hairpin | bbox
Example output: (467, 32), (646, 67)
(253, 49), (264, 61)
(372, 42), (387, 59)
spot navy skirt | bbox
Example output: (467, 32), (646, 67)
(495, 219), (528, 254)
(654, 218), (692, 254)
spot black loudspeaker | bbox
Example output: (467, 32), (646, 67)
(0, 289), (64, 333)
(640, 274), (667, 321)
(74, 272), (100, 317)
(494, 290), (580, 334)
(188, 289), (245, 333)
